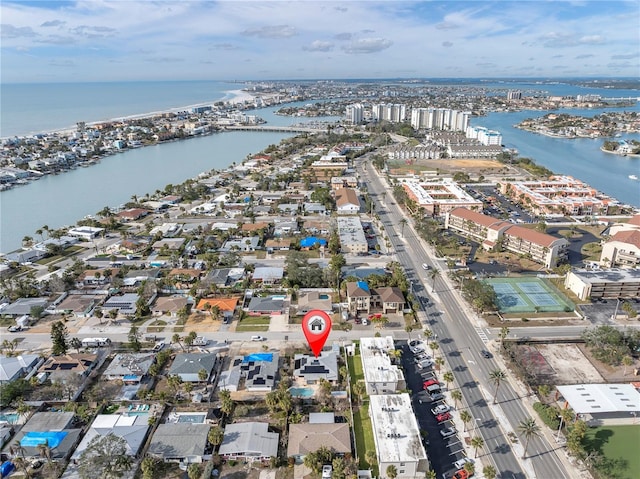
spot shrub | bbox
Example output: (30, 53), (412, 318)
(533, 401), (560, 430)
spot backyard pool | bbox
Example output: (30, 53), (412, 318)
(176, 414), (206, 423)
(0, 413), (19, 424)
(289, 387), (315, 398)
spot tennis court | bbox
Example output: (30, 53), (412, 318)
(485, 277), (574, 313)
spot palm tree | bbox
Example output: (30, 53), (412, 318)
(386, 465), (398, 479)
(450, 389), (462, 409)
(208, 426), (224, 452)
(429, 268), (440, 293)
(622, 355), (633, 376)
(489, 369), (507, 404)
(435, 357), (445, 372)
(13, 439), (26, 458)
(483, 465), (497, 479)
(518, 417), (541, 459)
(425, 471), (437, 479)
(471, 435), (484, 458)
(172, 334), (184, 351)
(353, 380), (366, 406)
(460, 410), (472, 432)
(429, 341), (439, 359)
(400, 218), (408, 238)
(365, 450), (377, 467)
(405, 325), (413, 340)
(499, 326), (510, 349)
(442, 371), (454, 389)
(12, 457), (31, 479)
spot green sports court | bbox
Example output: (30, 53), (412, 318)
(484, 277), (574, 313)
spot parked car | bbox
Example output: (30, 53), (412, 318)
(431, 404), (450, 415)
(429, 392), (445, 402)
(152, 341), (166, 352)
(436, 412), (452, 423)
(452, 470), (470, 479)
(423, 379), (439, 389)
(322, 465), (332, 479)
(8, 325), (22, 332)
(251, 335), (265, 341)
(409, 340), (426, 354)
(453, 457), (474, 470)
(440, 426), (457, 438)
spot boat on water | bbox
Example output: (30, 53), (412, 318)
(629, 175), (639, 180)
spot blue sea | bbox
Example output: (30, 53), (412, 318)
(0, 80), (245, 138)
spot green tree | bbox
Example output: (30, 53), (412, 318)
(443, 371), (454, 389)
(50, 321), (69, 355)
(489, 369), (507, 404)
(140, 457), (161, 479)
(386, 464), (398, 479)
(78, 433), (133, 479)
(352, 380), (366, 405)
(184, 331), (197, 351)
(460, 410), (472, 432)
(518, 417), (541, 459)
(450, 389), (462, 410)
(187, 463), (201, 479)
(128, 326), (141, 352)
(70, 337), (83, 353)
(172, 333), (184, 351)
(219, 389), (234, 417)
(471, 435), (484, 458)
(365, 449), (377, 467)
(208, 426), (224, 449)
(198, 368), (209, 382)
(483, 465), (497, 479)
(499, 326), (510, 349)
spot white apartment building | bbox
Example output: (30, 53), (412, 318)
(372, 103), (407, 123)
(336, 216), (368, 254)
(466, 126), (503, 146)
(565, 269), (640, 300)
(410, 108), (470, 131)
(346, 103), (364, 124)
(360, 337), (406, 395)
(370, 394), (429, 479)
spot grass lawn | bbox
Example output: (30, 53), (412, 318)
(584, 425), (640, 479)
(235, 315), (270, 332)
(353, 400), (377, 475)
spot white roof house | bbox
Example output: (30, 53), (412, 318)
(369, 394), (429, 478)
(218, 422), (278, 461)
(71, 414), (149, 460)
(557, 384), (640, 416)
(0, 354), (41, 383)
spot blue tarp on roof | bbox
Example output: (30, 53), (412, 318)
(300, 237), (327, 248)
(1, 461), (15, 478)
(242, 353), (274, 363)
(21, 431), (68, 448)
(356, 281), (369, 292)
(123, 374), (140, 381)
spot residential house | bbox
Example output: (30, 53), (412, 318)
(220, 236), (260, 252)
(293, 351), (339, 385)
(0, 297), (49, 317)
(330, 176), (358, 190)
(303, 202), (328, 215)
(39, 353), (99, 383)
(148, 423), (211, 465)
(287, 422), (351, 463)
(195, 297), (239, 320)
(117, 208), (150, 221)
(296, 290), (333, 315)
(223, 353), (279, 392)
(218, 422), (279, 462)
(102, 293), (140, 315)
(345, 282), (405, 315)
(12, 412), (82, 459)
(103, 353), (156, 382)
(252, 267), (284, 285)
(71, 414), (150, 461)
(201, 268), (245, 288)
(600, 229), (640, 268)
(246, 297), (285, 315)
(152, 237), (186, 252)
(151, 296), (188, 317)
(265, 238), (292, 252)
(0, 354), (41, 383)
(168, 353), (217, 382)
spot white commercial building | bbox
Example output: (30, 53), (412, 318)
(556, 384), (640, 425)
(370, 394), (429, 478)
(337, 216), (368, 254)
(346, 103), (364, 124)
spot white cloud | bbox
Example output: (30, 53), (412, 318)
(241, 25), (297, 39)
(302, 41), (334, 52)
(342, 38), (392, 54)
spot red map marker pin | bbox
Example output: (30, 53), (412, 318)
(302, 310), (332, 357)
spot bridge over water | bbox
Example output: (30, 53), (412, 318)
(223, 124), (328, 133)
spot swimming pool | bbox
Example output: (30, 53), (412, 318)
(289, 387), (315, 398)
(176, 414), (206, 423)
(0, 413), (19, 424)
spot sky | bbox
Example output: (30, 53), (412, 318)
(1, 0), (639, 83)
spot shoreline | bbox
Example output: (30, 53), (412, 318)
(1, 89), (256, 141)
(599, 146), (640, 157)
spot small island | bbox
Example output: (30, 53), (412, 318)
(516, 112), (640, 138)
(601, 139), (640, 157)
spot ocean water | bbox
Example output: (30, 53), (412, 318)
(0, 80), (244, 137)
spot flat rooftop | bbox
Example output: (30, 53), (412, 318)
(557, 384), (640, 414)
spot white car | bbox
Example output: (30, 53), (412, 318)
(408, 340), (426, 354)
(429, 392), (445, 402)
(251, 335), (265, 341)
(431, 404), (450, 415)
(322, 465), (332, 479)
(440, 427), (457, 438)
(422, 263), (430, 270)
(453, 457), (474, 470)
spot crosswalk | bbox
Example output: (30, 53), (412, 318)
(475, 326), (490, 343)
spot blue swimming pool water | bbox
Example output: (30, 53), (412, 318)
(21, 431), (68, 448)
(243, 353), (273, 363)
(176, 414), (206, 423)
(289, 387), (315, 398)
(0, 413), (19, 423)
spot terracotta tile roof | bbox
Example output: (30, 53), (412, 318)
(117, 208), (149, 219)
(335, 188), (359, 207)
(196, 297), (239, 312)
(449, 207), (507, 229)
(612, 230), (640, 248)
(241, 222), (270, 231)
(627, 214), (640, 227)
(503, 224), (564, 247)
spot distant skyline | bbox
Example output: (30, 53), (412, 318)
(1, 0), (639, 83)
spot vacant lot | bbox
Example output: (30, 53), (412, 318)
(536, 344), (603, 384)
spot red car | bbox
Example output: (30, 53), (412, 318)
(436, 412), (451, 423)
(423, 379), (439, 389)
(453, 470), (470, 479)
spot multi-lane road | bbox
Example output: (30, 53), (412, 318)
(358, 161), (572, 479)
